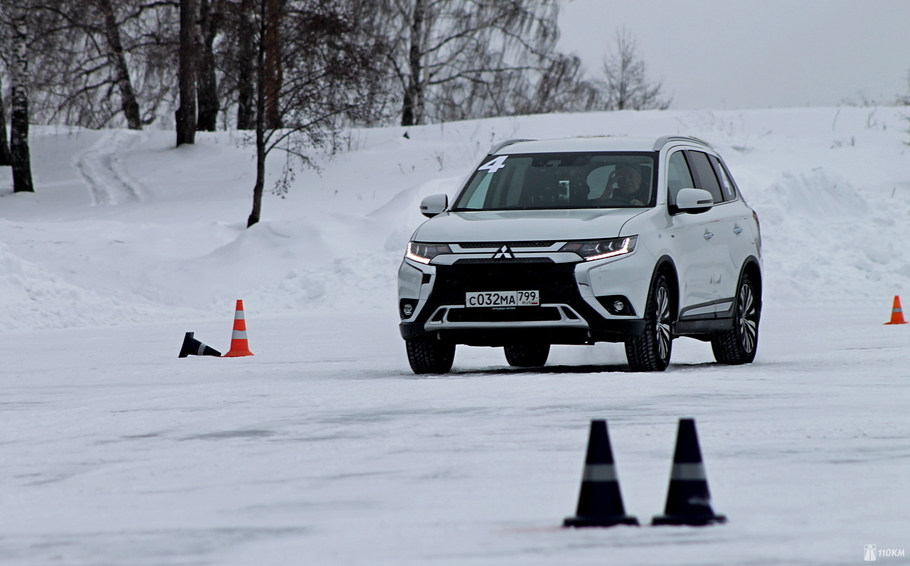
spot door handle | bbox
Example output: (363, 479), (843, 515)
(703, 230), (714, 240)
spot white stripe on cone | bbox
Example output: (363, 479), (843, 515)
(670, 463), (707, 481)
(582, 464), (618, 482)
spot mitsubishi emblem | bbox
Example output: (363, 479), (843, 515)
(492, 244), (515, 260)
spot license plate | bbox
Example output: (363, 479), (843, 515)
(465, 290), (540, 308)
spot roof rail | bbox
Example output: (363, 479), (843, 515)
(488, 138), (536, 154)
(652, 136), (712, 151)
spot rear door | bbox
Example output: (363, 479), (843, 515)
(686, 150), (739, 315)
(667, 150), (720, 316)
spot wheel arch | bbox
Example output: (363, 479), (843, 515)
(652, 255), (680, 322)
(740, 256), (763, 307)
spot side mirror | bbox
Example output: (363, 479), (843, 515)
(675, 188), (714, 213)
(419, 194), (448, 218)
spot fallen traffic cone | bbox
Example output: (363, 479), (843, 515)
(884, 296), (907, 325)
(179, 332), (221, 358)
(223, 299), (254, 357)
(652, 418), (726, 526)
(563, 420), (639, 527)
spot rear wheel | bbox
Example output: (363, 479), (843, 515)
(406, 339), (455, 374)
(625, 273), (673, 372)
(711, 274), (760, 364)
(504, 344), (550, 367)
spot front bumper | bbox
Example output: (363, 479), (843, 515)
(398, 257), (646, 346)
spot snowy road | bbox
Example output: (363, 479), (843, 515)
(2, 302), (907, 565)
(2, 107), (909, 564)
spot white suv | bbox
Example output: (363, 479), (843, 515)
(398, 136), (762, 373)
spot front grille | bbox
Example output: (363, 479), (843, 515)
(454, 257), (554, 265)
(447, 307), (562, 323)
(458, 241), (556, 249)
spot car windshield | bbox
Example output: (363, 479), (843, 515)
(452, 152), (657, 211)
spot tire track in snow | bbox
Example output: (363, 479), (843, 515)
(73, 130), (148, 206)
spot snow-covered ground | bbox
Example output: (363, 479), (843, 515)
(1, 107), (908, 565)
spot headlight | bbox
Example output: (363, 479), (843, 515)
(560, 236), (637, 261)
(406, 241), (452, 264)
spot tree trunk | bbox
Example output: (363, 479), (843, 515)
(247, 0), (268, 228)
(0, 74), (11, 166)
(176, 0), (198, 145)
(196, 0), (219, 131)
(263, 0), (283, 130)
(401, 0), (426, 127)
(97, 0), (142, 130)
(236, 0), (255, 129)
(10, 6), (34, 192)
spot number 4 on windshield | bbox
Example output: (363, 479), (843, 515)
(478, 155), (508, 174)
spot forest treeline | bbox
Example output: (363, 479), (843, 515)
(0, 0), (669, 224)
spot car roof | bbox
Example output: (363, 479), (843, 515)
(490, 136), (711, 155)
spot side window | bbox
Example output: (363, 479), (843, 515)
(709, 155), (737, 201)
(686, 151), (724, 203)
(667, 151), (694, 205)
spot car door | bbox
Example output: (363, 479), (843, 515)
(686, 150), (740, 315)
(667, 150), (721, 317)
(710, 154), (759, 298)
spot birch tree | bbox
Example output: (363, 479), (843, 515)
(10, 4), (34, 193)
(378, 0), (562, 126)
(599, 28), (670, 111)
(0, 74), (11, 166)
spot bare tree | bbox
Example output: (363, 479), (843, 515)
(10, 3), (34, 192)
(246, 0), (387, 227)
(196, 0), (220, 131)
(26, 0), (176, 129)
(598, 28), (670, 111)
(897, 69), (910, 106)
(0, 73), (11, 166)
(176, 0), (198, 145)
(96, 0), (143, 129)
(377, 0), (562, 126)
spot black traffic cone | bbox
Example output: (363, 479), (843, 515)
(178, 332), (222, 358)
(563, 420), (639, 527)
(652, 418), (726, 526)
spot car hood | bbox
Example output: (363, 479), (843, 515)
(413, 209), (646, 243)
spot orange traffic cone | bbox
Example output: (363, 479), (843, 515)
(884, 296), (907, 325)
(223, 299), (254, 357)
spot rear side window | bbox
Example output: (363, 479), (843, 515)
(708, 155), (737, 201)
(686, 151), (724, 203)
(667, 151), (694, 205)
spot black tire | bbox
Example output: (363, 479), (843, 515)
(504, 343), (550, 367)
(625, 273), (673, 372)
(711, 274), (760, 365)
(405, 338), (455, 374)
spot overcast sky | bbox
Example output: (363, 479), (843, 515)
(557, 0), (910, 110)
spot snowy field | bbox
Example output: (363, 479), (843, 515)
(1, 107), (909, 565)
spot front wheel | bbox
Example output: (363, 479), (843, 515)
(711, 274), (760, 364)
(504, 344), (550, 367)
(625, 273), (673, 372)
(406, 339), (455, 374)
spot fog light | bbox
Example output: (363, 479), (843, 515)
(613, 300), (625, 312)
(400, 300), (417, 319)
